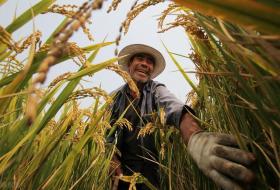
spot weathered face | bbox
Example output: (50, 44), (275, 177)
(128, 53), (155, 83)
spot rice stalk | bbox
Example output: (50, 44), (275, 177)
(126, 2), (280, 189)
(0, 41), (113, 88)
(1, 1), (279, 190)
(0, 16), (37, 117)
(67, 87), (111, 102)
(46, 4), (94, 41)
(39, 101), (109, 189)
(25, 0), (105, 123)
(173, 0), (280, 34)
(0, 1), (123, 189)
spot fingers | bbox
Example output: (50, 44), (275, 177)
(212, 144), (256, 165)
(208, 169), (243, 190)
(115, 166), (123, 176)
(214, 133), (239, 146)
(112, 174), (123, 190)
(210, 156), (255, 183)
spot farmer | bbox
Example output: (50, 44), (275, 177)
(108, 44), (255, 190)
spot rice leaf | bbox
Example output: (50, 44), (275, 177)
(5, 0), (56, 33)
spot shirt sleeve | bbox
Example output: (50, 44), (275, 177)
(154, 84), (195, 128)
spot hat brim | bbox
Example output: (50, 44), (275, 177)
(118, 44), (166, 79)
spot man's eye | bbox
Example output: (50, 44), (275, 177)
(135, 56), (145, 61)
(147, 58), (154, 64)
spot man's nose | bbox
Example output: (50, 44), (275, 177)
(139, 58), (150, 67)
(140, 61), (148, 68)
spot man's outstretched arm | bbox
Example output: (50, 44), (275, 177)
(180, 113), (202, 143)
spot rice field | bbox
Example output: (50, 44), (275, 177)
(0, 0), (279, 190)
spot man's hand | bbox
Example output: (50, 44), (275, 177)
(111, 154), (123, 190)
(187, 132), (256, 190)
(111, 154), (123, 176)
(179, 113), (255, 190)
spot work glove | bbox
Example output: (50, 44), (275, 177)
(187, 132), (256, 190)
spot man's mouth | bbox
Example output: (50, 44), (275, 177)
(136, 69), (149, 76)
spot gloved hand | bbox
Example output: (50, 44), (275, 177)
(187, 132), (256, 190)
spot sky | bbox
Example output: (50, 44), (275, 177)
(0, 0), (197, 103)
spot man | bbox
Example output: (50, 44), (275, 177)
(108, 44), (255, 190)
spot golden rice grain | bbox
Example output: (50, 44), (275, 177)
(107, 64), (139, 98)
(26, 0), (105, 124)
(47, 4), (78, 18)
(67, 87), (112, 103)
(107, 0), (122, 13)
(113, 118), (133, 131)
(48, 72), (72, 89)
(137, 122), (155, 138)
(122, 0), (163, 34)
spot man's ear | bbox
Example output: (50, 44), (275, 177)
(127, 59), (133, 69)
(127, 61), (132, 73)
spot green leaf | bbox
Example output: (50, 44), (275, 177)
(162, 41), (199, 94)
(6, 0), (56, 33)
(68, 56), (120, 80)
(0, 42), (114, 89)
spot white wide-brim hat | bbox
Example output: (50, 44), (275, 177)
(118, 44), (166, 79)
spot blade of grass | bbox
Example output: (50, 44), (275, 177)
(0, 9), (37, 114)
(0, 57), (119, 175)
(0, 42), (114, 89)
(40, 102), (110, 189)
(162, 41), (198, 94)
(5, 0), (56, 33)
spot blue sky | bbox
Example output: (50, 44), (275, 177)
(0, 0), (197, 103)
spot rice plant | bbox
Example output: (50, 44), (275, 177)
(111, 0), (279, 189)
(1, 0), (279, 190)
(0, 0), (137, 189)
(157, 2), (280, 190)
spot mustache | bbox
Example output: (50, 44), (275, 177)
(136, 65), (152, 73)
(135, 68), (151, 75)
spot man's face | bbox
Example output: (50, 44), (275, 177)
(128, 53), (155, 83)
